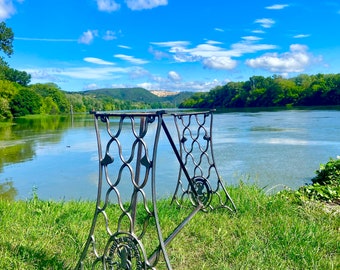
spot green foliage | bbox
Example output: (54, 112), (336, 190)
(281, 157), (340, 203)
(10, 88), (42, 116)
(180, 73), (340, 109)
(298, 158), (340, 202)
(0, 22), (14, 58)
(312, 157), (340, 186)
(30, 83), (70, 113)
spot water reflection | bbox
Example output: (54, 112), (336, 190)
(0, 181), (17, 200)
(0, 109), (339, 201)
(0, 115), (93, 172)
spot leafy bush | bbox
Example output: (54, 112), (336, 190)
(297, 157), (340, 203)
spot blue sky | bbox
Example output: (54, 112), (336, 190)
(2, 0), (340, 92)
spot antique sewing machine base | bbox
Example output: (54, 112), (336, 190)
(76, 110), (236, 269)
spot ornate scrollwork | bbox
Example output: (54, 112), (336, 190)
(189, 176), (212, 208)
(105, 233), (145, 270)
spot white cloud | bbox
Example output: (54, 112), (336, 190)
(230, 42), (277, 56)
(27, 68), (66, 83)
(26, 66), (130, 82)
(252, 30), (265, 34)
(246, 44), (318, 73)
(118, 45), (132, 49)
(125, 0), (168, 10)
(255, 18), (275, 28)
(203, 56), (237, 70)
(137, 82), (154, 90)
(84, 83), (100, 90)
(152, 40), (277, 70)
(293, 34), (310, 39)
(0, 0), (18, 20)
(138, 77), (228, 92)
(114, 54), (149, 64)
(242, 36), (262, 41)
(103, 30), (117, 40)
(148, 46), (170, 60)
(214, 28), (224, 32)
(57, 66), (129, 79)
(265, 4), (289, 10)
(78, 30), (98, 44)
(168, 71), (181, 81)
(206, 40), (223, 45)
(96, 0), (120, 12)
(84, 57), (115, 65)
(128, 66), (150, 79)
(151, 41), (190, 48)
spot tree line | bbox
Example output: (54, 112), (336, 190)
(179, 73), (340, 109)
(0, 76), (165, 120)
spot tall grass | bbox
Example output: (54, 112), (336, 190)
(0, 183), (339, 269)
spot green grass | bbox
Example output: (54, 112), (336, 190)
(1, 183), (339, 269)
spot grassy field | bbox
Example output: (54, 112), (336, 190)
(0, 183), (339, 269)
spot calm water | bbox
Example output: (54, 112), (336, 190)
(1, 108), (339, 201)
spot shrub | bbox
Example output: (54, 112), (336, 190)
(298, 157), (340, 203)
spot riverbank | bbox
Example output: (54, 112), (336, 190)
(0, 183), (339, 269)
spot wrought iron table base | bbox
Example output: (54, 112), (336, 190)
(76, 110), (236, 269)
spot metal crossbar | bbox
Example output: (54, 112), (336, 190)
(76, 110), (236, 269)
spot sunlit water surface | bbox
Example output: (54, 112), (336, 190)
(0, 108), (339, 201)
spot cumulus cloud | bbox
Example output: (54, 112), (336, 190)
(84, 57), (115, 65)
(246, 44), (319, 73)
(168, 71), (181, 81)
(255, 18), (275, 28)
(265, 4), (289, 10)
(96, 0), (120, 12)
(114, 54), (149, 64)
(78, 30), (98, 44)
(203, 56), (237, 70)
(125, 0), (168, 10)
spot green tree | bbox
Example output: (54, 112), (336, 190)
(41, 96), (59, 114)
(10, 88), (42, 116)
(272, 77), (300, 106)
(0, 22), (14, 58)
(65, 93), (86, 112)
(0, 58), (31, 86)
(30, 83), (70, 113)
(0, 79), (18, 119)
(0, 97), (12, 120)
(3, 67), (31, 86)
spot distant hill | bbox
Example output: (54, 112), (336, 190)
(81, 87), (193, 105)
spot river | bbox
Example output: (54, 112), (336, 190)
(1, 107), (339, 201)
